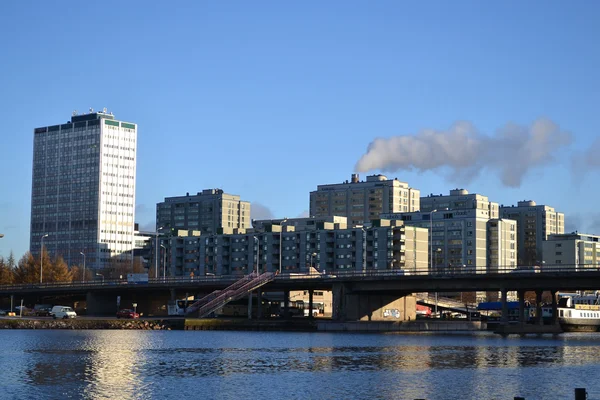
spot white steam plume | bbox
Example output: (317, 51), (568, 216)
(355, 118), (572, 187)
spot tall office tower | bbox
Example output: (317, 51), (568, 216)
(30, 109), (137, 271)
(500, 200), (565, 265)
(310, 174), (420, 227)
(156, 189), (251, 235)
(420, 188), (499, 218)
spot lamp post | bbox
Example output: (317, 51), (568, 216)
(279, 218), (288, 274)
(429, 210), (437, 275)
(95, 272), (104, 283)
(360, 227), (367, 271)
(80, 252), (86, 283)
(253, 236), (260, 274)
(155, 226), (163, 279)
(40, 234), (48, 284)
(434, 248), (442, 316)
(160, 244), (167, 280)
(309, 252), (317, 275)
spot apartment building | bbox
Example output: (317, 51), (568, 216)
(382, 209), (517, 274)
(310, 174), (420, 227)
(420, 188), (499, 218)
(30, 109), (137, 270)
(156, 189), (251, 235)
(160, 219), (428, 277)
(500, 200), (565, 265)
(542, 232), (600, 269)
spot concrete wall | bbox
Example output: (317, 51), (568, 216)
(332, 283), (416, 321)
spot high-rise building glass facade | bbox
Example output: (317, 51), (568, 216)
(30, 110), (137, 270)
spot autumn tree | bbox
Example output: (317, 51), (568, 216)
(13, 252), (39, 284)
(0, 256), (14, 284)
(47, 255), (72, 283)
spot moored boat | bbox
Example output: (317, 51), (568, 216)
(557, 293), (600, 332)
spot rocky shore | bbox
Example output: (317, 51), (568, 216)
(0, 318), (176, 330)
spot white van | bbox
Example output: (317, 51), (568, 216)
(51, 306), (77, 319)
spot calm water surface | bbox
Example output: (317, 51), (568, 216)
(1, 330), (599, 399)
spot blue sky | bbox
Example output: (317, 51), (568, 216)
(1, 1), (600, 259)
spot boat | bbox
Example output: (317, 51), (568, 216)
(557, 292), (600, 332)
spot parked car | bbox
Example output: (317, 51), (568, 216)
(51, 306), (77, 319)
(116, 309), (140, 319)
(34, 304), (53, 316)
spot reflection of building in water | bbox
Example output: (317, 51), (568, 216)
(27, 331), (148, 399)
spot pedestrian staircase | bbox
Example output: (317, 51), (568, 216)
(185, 272), (258, 314)
(191, 272), (275, 318)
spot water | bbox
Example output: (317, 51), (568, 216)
(1, 330), (599, 400)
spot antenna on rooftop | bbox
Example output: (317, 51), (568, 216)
(103, 107), (107, 113)
(89, 107), (94, 113)
(72, 110), (78, 116)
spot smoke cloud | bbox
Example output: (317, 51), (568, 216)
(251, 202), (275, 221)
(355, 118), (572, 187)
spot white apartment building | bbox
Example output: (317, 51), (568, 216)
(500, 200), (565, 265)
(156, 189), (251, 235)
(420, 188), (499, 218)
(30, 109), (137, 270)
(382, 209), (517, 273)
(542, 233), (600, 269)
(161, 219), (428, 277)
(310, 174), (420, 227)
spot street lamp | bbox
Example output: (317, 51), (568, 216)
(40, 234), (49, 284)
(155, 226), (163, 279)
(435, 248), (442, 315)
(80, 252), (86, 283)
(279, 218), (288, 274)
(429, 210), (437, 275)
(95, 272), (104, 283)
(160, 244), (167, 280)
(309, 252), (317, 275)
(253, 236), (260, 274)
(360, 227), (367, 271)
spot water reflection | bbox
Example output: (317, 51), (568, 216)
(2, 331), (600, 399)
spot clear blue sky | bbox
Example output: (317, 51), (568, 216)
(1, 1), (599, 259)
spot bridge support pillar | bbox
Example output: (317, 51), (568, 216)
(257, 291), (263, 319)
(518, 291), (526, 323)
(247, 293), (252, 320)
(308, 289), (314, 320)
(500, 289), (508, 324)
(551, 290), (558, 325)
(536, 290), (543, 325)
(283, 290), (290, 319)
(332, 283), (347, 321)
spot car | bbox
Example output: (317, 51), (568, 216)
(116, 309), (140, 319)
(34, 304), (53, 317)
(51, 305), (77, 319)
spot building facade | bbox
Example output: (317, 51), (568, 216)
(420, 188), (499, 218)
(310, 174), (420, 227)
(161, 219), (428, 278)
(382, 209), (517, 274)
(500, 200), (565, 265)
(542, 233), (600, 269)
(30, 109), (137, 270)
(156, 189), (251, 235)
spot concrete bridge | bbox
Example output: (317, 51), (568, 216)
(2, 265), (599, 321)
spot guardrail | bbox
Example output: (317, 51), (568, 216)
(1, 264), (599, 292)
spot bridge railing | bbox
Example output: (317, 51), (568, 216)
(1, 264), (599, 291)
